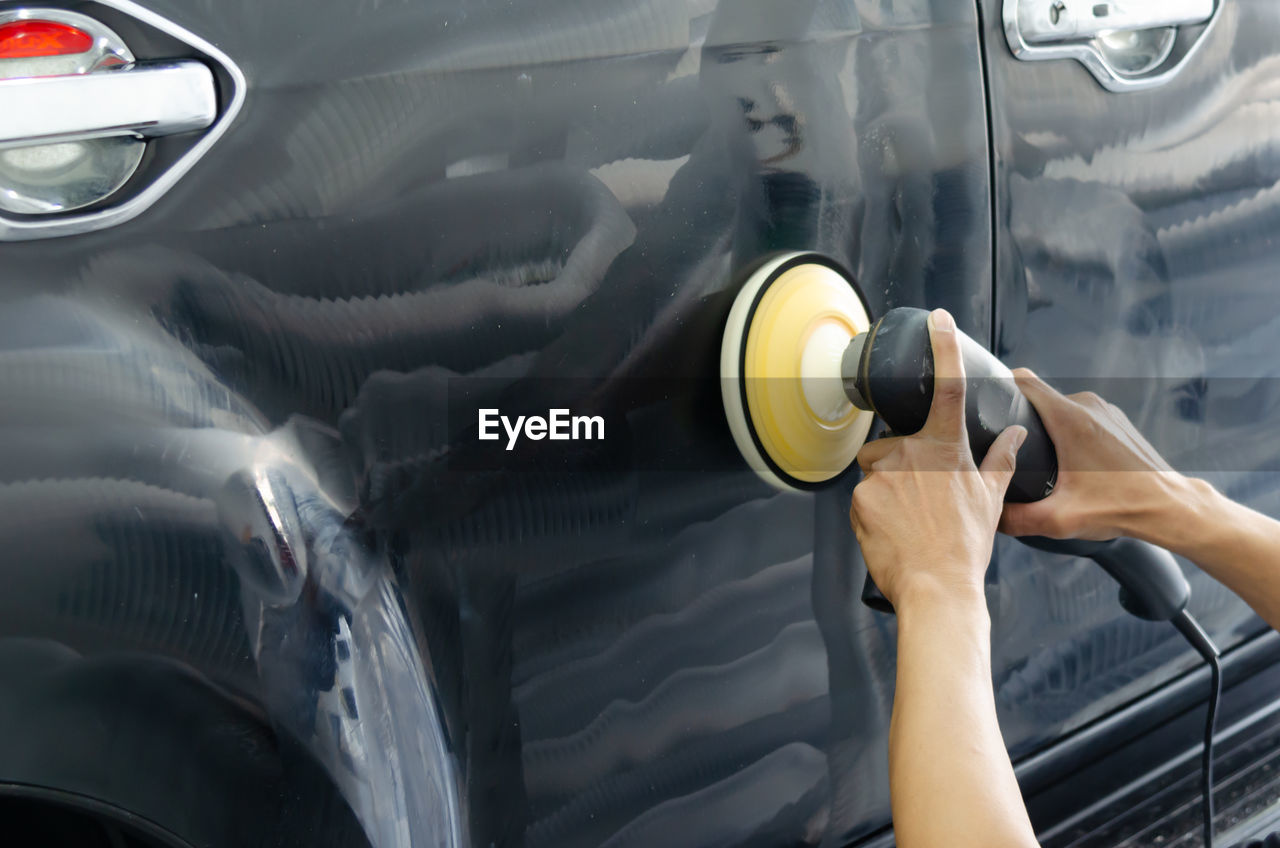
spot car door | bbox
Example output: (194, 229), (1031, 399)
(0, 0), (999, 846)
(976, 0), (1280, 837)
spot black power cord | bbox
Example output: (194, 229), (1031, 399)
(1173, 609), (1223, 848)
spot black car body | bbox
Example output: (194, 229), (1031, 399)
(1, 0), (1279, 845)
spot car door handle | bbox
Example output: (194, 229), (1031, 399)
(1018, 0), (1214, 44)
(0, 61), (216, 149)
(1004, 0), (1220, 91)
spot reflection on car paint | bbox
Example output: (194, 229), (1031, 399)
(982, 0), (1280, 755)
(10, 0), (1277, 846)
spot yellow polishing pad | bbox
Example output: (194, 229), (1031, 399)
(721, 254), (874, 489)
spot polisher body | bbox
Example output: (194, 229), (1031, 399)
(848, 307), (1189, 623)
(846, 307), (1058, 503)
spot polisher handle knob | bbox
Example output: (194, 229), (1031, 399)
(860, 574), (894, 614)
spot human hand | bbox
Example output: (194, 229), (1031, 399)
(849, 309), (1027, 611)
(998, 369), (1191, 543)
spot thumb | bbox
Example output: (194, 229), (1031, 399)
(980, 425), (1025, 501)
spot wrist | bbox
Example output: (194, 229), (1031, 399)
(1123, 473), (1223, 553)
(893, 572), (990, 626)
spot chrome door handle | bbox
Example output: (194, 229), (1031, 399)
(1018, 0), (1214, 44)
(0, 61), (216, 149)
(1005, 0), (1220, 91)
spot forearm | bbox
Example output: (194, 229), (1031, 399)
(890, 583), (1039, 848)
(1129, 475), (1280, 631)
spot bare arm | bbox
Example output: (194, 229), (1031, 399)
(1001, 370), (1280, 631)
(891, 584), (1039, 848)
(851, 310), (1039, 848)
(1141, 481), (1280, 630)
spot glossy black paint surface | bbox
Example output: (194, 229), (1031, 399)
(978, 0), (1280, 759)
(1, 1), (994, 845)
(2, 0), (1276, 847)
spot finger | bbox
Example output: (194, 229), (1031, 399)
(856, 436), (902, 473)
(1008, 371), (1070, 412)
(922, 309), (967, 443)
(980, 425), (1026, 501)
(1013, 368), (1072, 422)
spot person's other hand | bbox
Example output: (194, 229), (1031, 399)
(998, 369), (1187, 542)
(849, 309), (1026, 610)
